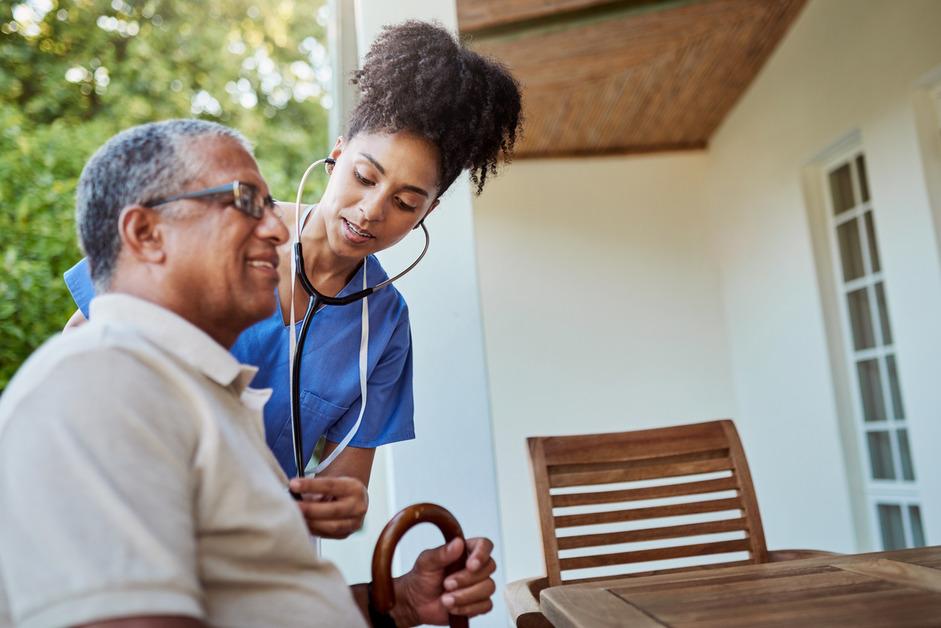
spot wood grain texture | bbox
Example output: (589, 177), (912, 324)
(541, 586), (665, 628)
(557, 517), (749, 550)
(539, 547), (941, 627)
(551, 476), (739, 508)
(837, 558), (941, 593)
(458, 0), (631, 33)
(504, 577), (554, 627)
(461, 0), (807, 157)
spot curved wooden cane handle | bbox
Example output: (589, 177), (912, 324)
(370, 503), (470, 628)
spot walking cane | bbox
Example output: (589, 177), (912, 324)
(370, 503), (470, 628)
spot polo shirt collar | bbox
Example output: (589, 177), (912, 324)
(89, 293), (257, 392)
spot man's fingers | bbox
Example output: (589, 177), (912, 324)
(447, 598), (494, 618)
(464, 537), (494, 572)
(415, 538), (465, 572)
(442, 576), (496, 614)
(443, 558), (496, 591)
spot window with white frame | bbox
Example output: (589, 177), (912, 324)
(824, 150), (925, 550)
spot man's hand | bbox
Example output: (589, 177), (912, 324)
(288, 476), (368, 539)
(392, 537), (496, 626)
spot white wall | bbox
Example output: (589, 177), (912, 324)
(474, 0), (941, 584)
(474, 153), (739, 582)
(703, 0), (941, 550)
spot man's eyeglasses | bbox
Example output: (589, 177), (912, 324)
(144, 181), (276, 219)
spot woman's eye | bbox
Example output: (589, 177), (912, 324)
(353, 169), (374, 186)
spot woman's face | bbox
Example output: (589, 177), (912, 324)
(315, 131), (440, 263)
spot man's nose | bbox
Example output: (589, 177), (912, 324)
(258, 206), (289, 245)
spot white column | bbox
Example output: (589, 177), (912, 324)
(326, 0), (358, 142)
(352, 1), (507, 625)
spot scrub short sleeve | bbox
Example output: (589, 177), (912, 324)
(0, 350), (204, 627)
(64, 257), (96, 319)
(326, 310), (415, 448)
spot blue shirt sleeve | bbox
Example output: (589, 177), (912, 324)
(325, 308), (415, 448)
(63, 258), (96, 319)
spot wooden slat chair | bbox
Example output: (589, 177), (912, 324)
(506, 419), (834, 627)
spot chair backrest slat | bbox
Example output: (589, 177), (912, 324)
(551, 476), (739, 508)
(558, 538), (753, 571)
(528, 419), (769, 586)
(548, 455), (732, 488)
(557, 517), (751, 550)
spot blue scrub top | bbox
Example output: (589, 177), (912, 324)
(64, 257), (415, 477)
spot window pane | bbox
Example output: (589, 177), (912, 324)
(865, 212), (880, 273)
(856, 155), (870, 203)
(909, 505), (926, 547)
(837, 219), (865, 282)
(877, 504), (906, 550)
(847, 288), (875, 350)
(875, 282), (892, 345)
(886, 355), (904, 420)
(867, 431), (896, 480)
(857, 359), (887, 422)
(830, 163), (855, 214)
(897, 428), (915, 481)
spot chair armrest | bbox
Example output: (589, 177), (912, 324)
(767, 549), (842, 562)
(505, 576), (553, 628)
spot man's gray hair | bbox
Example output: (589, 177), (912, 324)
(76, 119), (253, 291)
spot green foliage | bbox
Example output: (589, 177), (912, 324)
(0, 0), (331, 389)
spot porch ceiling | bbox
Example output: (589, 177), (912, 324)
(458, 0), (806, 158)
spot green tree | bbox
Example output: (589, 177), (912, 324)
(1, 0), (331, 388)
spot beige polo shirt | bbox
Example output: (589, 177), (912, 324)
(0, 294), (366, 628)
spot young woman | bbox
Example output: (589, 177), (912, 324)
(64, 20), (522, 539)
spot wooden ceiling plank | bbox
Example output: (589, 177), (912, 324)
(587, 71), (631, 149)
(518, 141), (707, 159)
(699, 0), (806, 137)
(470, 4), (742, 91)
(459, 0), (673, 36)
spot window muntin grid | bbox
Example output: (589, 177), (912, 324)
(825, 151), (924, 549)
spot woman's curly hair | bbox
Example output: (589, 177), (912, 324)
(348, 21), (522, 196)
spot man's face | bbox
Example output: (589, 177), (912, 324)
(159, 136), (288, 344)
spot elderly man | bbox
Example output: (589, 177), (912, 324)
(0, 120), (494, 627)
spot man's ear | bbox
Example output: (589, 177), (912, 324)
(118, 205), (167, 264)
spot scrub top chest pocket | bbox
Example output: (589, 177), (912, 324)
(298, 391), (350, 461)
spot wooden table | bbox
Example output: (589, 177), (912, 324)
(540, 546), (941, 627)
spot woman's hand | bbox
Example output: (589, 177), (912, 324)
(392, 537), (497, 626)
(288, 476), (369, 539)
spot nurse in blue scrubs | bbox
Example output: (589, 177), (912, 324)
(63, 20), (522, 540)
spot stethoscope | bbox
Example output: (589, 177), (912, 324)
(287, 157), (430, 496)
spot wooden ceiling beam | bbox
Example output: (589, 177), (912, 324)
(516, 141), (708, 160)
(458, 0), (683, 37)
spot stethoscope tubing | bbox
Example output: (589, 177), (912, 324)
(292, 221), (429, 307)
(287, 156), (431, 494)
(290, 294), (319, 496)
